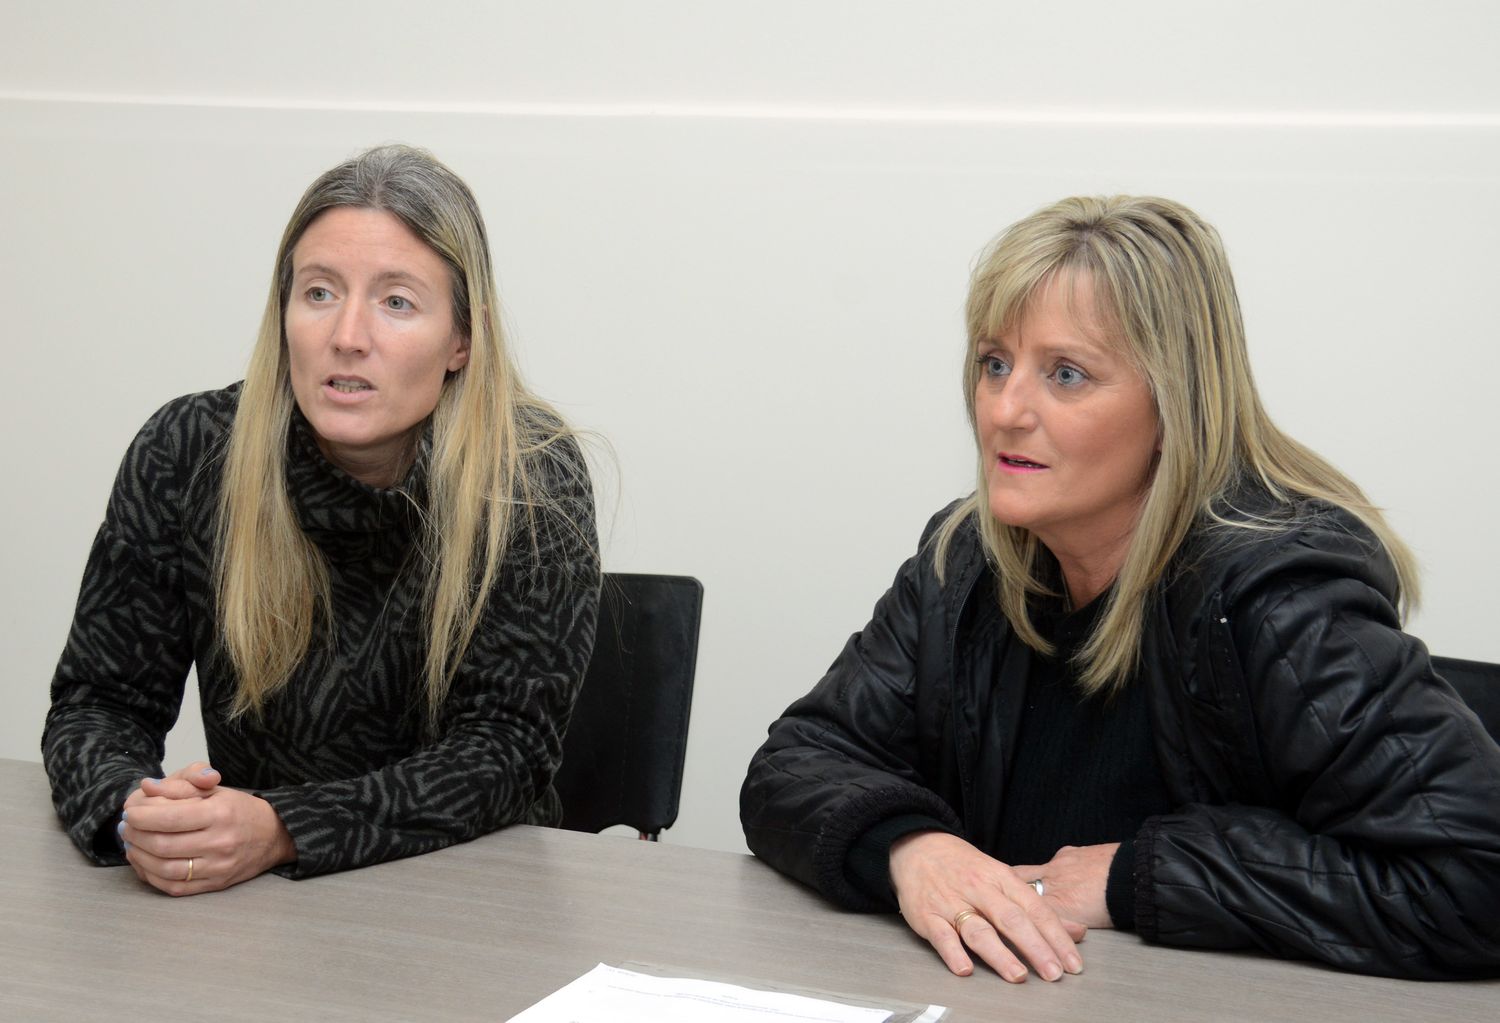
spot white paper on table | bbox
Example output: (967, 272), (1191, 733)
(507, 963), (946, 1023)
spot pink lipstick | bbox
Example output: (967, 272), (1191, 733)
(997, 451), (1048, 474)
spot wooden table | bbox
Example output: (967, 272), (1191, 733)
(2, 759), (1493, 1021)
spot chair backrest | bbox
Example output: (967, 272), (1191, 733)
(554, 573), (704, 839)
(1433, 655), (1500, 742)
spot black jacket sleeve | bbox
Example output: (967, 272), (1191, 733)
(1137, 526), (1500, 978)
(741, 518), (963, 910)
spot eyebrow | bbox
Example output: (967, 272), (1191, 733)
(984, 336), (1116, 362)
(293, 263), (434, 290)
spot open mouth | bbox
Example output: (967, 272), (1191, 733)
(1000, 454), (1047, 469)
(328, 378), (373, 394)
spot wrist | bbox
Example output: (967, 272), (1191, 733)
(889, 829), (967, 883)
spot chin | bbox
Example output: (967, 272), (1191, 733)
(986, 496), (1033, 531)
(303, 416), (378, 452)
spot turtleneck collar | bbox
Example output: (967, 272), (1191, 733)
(285, 406), (430, 542)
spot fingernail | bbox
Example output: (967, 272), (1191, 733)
(122, 841), (131, 853)
(200, 767), (216, 775)
(1041, 962), (1062, 982)
(116, 820), (125, 835)
(1006, 966), (1028, 983)
(1066, 955), (1084, 975)
(121, 809), (128, 821)
(148, 777), (163, 784)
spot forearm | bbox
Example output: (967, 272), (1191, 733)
(43, 702), (173, 864)
(45, 509), (192, 863)
(742, 741), (964, 909)
(1137, 805), (1500, 978)
(257, 709), (571, 877)
(262, 551), (597, 878)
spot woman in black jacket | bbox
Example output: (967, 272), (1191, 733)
(740, 195), (1500, 981)
(45, 145), (599, 894)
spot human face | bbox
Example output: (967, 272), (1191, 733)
(975, 273), (1159, 576)
(285, 206), (469, 487)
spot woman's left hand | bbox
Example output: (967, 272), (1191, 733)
(120, 768), (296, 896)
(1011, 843), (1120, 930)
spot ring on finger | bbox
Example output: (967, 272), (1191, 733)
(953, 908), (979, 931)
(185, 857), (195, 883)
(1028, 878), (1045, 898)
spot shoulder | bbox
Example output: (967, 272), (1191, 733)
(111, 383), (241, 501)
(505, 400), (598, 566)
(513, 400), (590, 494)
(1176, 493), (1398, 611)
(100, 383), (240, 551)
(921, 497), (985, 575)
(125, 382), (241, 470)
(899, 497), (989, 624)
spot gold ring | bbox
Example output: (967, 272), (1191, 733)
(185, 857), (195, 883)
(953, 908), (979, 931)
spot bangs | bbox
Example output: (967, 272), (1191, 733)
(970, 251), (1124, 356)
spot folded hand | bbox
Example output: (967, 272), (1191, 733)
(119, 762), (295, 896)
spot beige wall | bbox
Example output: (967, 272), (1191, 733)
(4, 1), (1498, 854)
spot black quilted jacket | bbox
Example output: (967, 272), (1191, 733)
(741, 499), (1500, 979)
(44, 384), (599, 878)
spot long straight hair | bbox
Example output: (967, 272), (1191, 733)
(216, 144), (582, 725)
(935, 196), (1418, 695)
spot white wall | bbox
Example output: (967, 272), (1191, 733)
(3, 1), (1497, 855)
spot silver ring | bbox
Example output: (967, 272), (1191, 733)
(1028, 878), (1044, 898)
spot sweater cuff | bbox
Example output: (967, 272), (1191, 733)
(1104, 839), (1136, 930)
(255, 789), (310, 879)
(845, 814), (956, 908)
(70, 771), (142, 866)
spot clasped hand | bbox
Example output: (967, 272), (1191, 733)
(118, 762), (295, 896)
(889, 831), (1118, 983)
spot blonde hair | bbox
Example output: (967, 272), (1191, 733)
(216, 144), (584, 724)
(935, 195), (1418, 696)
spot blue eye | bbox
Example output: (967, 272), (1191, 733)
(307, 287), (332, 302)
(1053, 364), (1087, 387)
(977, 354), (1010, 378)
(385, 296), (411, 311)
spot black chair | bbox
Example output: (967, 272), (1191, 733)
(1433, 655), (1500, 742)
(554, 573), (704, 840)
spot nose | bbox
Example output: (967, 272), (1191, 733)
(330, 300), (371, 356)
(983, 369), (1039, 432)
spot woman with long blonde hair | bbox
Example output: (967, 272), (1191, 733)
(742, 195), (1500, 979)
(45, 144), (598, 894)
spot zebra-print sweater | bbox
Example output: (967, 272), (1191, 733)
(43, 384), (599, 878)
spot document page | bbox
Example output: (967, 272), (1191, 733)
(508, 963), (947, 1023)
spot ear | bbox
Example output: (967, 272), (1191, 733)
(447, 332), (471, 373)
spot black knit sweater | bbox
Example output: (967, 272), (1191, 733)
(43, 383), (599, 878)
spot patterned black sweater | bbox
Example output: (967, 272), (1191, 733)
(43, 384), (599, 878)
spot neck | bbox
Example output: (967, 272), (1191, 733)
(1041, 529), (1134, 608)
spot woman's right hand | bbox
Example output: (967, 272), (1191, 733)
(889, 831), (1086, 983)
